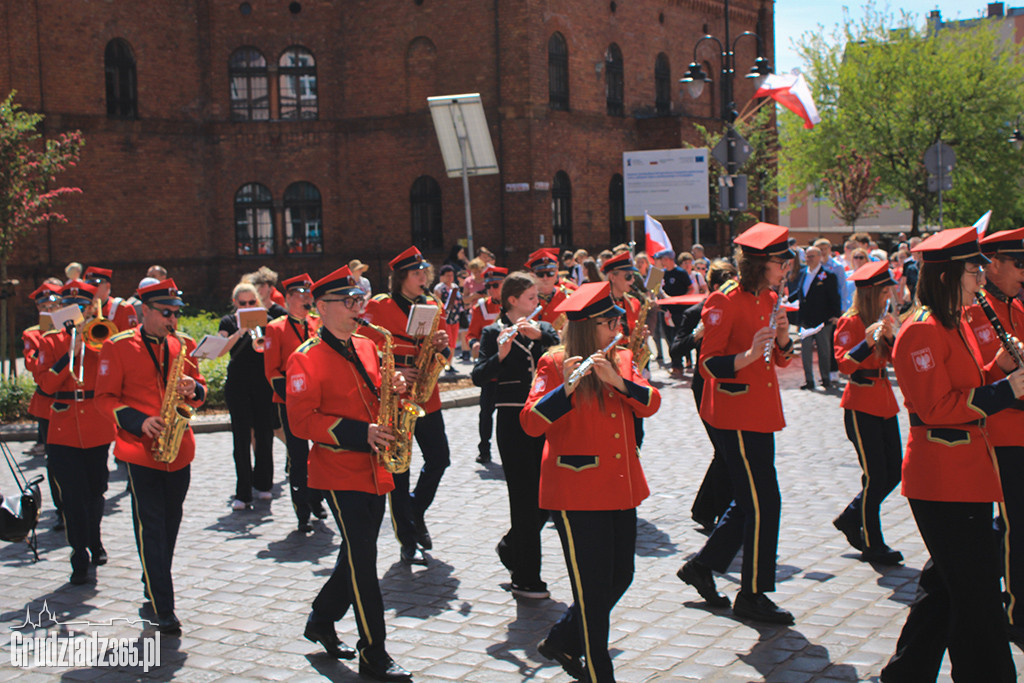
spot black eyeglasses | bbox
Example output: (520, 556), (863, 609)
(853, 255), (867, 261)
(237, 299), (258, 307)
(154, 308), (182, 319)
(597, 316), (622, 330)
(321, 297), (365, 309)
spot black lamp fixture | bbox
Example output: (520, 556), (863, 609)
(1010, 116), (1024, 151)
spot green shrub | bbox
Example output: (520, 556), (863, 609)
(197, 355), (228, 410)
(0, 374), (35, 422)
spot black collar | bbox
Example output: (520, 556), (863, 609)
(984, 281), (1013, 304)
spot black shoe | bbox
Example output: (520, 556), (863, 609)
(732, 592), (794, 625)
(510, 582), (550, 599)
(303, 619), (356, 659)
(69, 569), (90, 585)
(157, 612), (182, 635)
(832, 515), (864, 552)
(800, 383), (815, 391)
(1009, 624), (1024, 650)
(496, 539), (513, 572)
(400, 545), (427, 566)
(821, 380), (833, 390)
(297, 521), (314, 534)
(91, 547), (107, 566)
(359, 656), (412, 682)
(412, 511), (432, 550)
(52, 518), (65, 532)
(861, 544), (903, 566)
(310, 501), (329, 520)
(538, 638), (585, 680)
(475, 452), (491, 464)
(677, 560), (730, 608)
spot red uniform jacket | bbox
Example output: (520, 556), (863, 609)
(102, 297), (138, 331)
(521, 348), (660, 511)
(467, 297), (502, 343)
(538, 284), (571, 329)
(892, 308), (1016, 503)
(964, 290), (1024, 448)
(23, 325), (54, 420)
(698, 281), (794, 432)
(286, 332), (395, 495)
(94, 329), (207, 471)
(360, 293), (443, 414)
(263, 313), (319, 404)
(833, 311), (899, 418)
(35, 330), (117, 448)
(613, 292), (642, 339)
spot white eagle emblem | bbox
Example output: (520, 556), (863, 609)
(911, 348), (935, 373)
(290, 374), (307, 393)
(99, 359), (110, 376)
(707, 309), (723, 326)
(976, 325), (995, 345)
(837, 332), (850, 346)
(533, 376), (546, 393)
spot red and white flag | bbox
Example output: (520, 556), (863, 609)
(755, 72), (821, 129)
(644, 212), (672, 256)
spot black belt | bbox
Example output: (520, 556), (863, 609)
(394, 354), (417, 367)
(908, 413), (985, 428)
(53, 389), (94, 401)
(34, 387), (54, 398)
(850, 369), (883, 383)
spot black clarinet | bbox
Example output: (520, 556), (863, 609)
(974, 292), (1024, 369)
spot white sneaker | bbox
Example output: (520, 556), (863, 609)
(255, 490), (273, 501)
(231, 499), (249, 511)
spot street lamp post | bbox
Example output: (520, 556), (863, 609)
(1010, 115), (1024, 151)
(680, 0), (770, 246)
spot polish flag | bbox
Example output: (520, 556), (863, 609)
(644, 212), (673, 256)
(755, 72), (821, 129)
(973, 210), (992, 236)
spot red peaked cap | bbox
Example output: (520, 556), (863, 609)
(389, 246), (431, 272)
(912, 226), (989, 264)
(311, 266), (363, 300)
(979, 226), (1024, 256)
(83, 266), (113, 283)
(282, 273), (314, 292)
(60, 279), (98, 305)
(601, 251), (638, 274)
(734, 222), (796, 259)
(138, 279), (185, 306)
(525, 248), (559, 270)
(554, 281), (626, 322)
(29, 283), (61, 303)
(849, 260), (896, 288)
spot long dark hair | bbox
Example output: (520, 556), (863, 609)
(500, 272), (537, 311)
(560, 317), (617, 407)
(914, 260), (965, 330)
(389, 268), (413, 300)
(851, 284), (891, 357)
(735, 249), (769, 293)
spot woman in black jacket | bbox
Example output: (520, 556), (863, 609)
(472, 271), (559, 599)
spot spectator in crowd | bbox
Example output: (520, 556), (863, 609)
(678, 252), (707, 294)
(65, 262), (82, 284)
(692, 243), (711, 270)
(146, 265), (168, 280)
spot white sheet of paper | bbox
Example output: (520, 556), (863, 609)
(191, 334), (231, 359)
(406, 304), (438, 337)
(799, 323), (824, 339)
(50, 304), (84, 330)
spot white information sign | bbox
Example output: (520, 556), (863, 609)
(623, 148), (710, 220)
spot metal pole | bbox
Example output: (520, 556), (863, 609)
(629, 220), (636, 256)
(937, 144), (944, 230)
(459, 134), (474, 257)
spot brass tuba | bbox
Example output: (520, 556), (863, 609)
(358, 318), (422, 473)
(83, 298), (118, 350)
(152, 333), (195, 463)
(409, 300), (447, 405)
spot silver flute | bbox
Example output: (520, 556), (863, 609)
(873, 298), (891, 343)
(497, 305), (543, 345)
(566, 332), (624, 392)
(764, 286), (783, 364)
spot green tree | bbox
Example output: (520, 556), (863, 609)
(823, 146), (881, 227)
(779, 4), (1024, 234)
(0, 91), (84, 374)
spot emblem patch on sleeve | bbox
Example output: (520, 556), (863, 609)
(911, 348), (935, 372)
(707, 309), (723, 326)
(975, 325), (995, 345)
(99, 359), (109, 376)
(533, 376), (546, 393)
(837, 332), (850, 346)
(290, 374), (308, 393)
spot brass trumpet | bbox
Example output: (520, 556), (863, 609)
(82, 298), (118, 351)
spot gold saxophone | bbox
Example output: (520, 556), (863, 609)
(410, 300), (447, 405)
(627, 294), (652, 371)
(358, 318), (423, 474)
(152, 333), (195, 463)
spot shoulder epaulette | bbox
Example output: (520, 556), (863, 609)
(269, 313), (288, 325)
(371, 293), (391, 302)
(841, 308), (859, 319)
(24, 324), (40, 333)
(41, 328), (63, 338)
(720, 280), (740, 295)
(109, 329), (136, 343)
(177, 332), (195, 343)
(912, 307), (932, 323)
(295, 337), (320, 354)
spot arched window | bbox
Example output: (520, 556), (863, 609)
(283, 182), (323, 254)
(655, 53), (671, 115)
(235, 183), (274, 256)
(229, 47), (269, 121)
(551, 171), (572, 247)
(605, 44), (624, 116)
(279, 47), (318, 120)
(410, 176), (443, 250)
(609, 174), (626, 245)
(105, 39), (137, 120)
(548, 33), (569, 111)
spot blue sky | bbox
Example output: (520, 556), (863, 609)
(773, 1), (988, 73)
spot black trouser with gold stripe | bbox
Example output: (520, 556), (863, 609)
(547, 508), (636, 683)
(881, 500), (1014, 682)
(276, 404), (322, 525)
(389, 409), (450, 549)
(836, 410), (902, 549)
(311, 490), (389, 666)
(125, 462), (189, 617)
(996, 445), (1024, 627)
(48, 443), (109, 574)
(695, 428), (780, 594)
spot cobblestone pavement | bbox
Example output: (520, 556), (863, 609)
(2, 355), (1022, 682)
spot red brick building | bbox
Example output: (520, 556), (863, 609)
(1, 0), (773, 313)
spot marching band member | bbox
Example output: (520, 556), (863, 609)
(23, 283), (62, 458)
(527, 248), (570, 330)
(83, 266), (138, 330)
(288, 266), (413, 682)
(432, 264), (462, 371)
(467, 265), (506, 464)
(880, 227), (1024, 682)
(95, 279), (207, 635)
(831, 261), (903, 565)
(471, 271), (559, 599)
(602, 251), (642, 340)
(522, 281), (660, 683)
(677, 222), (796, 625)
(963, 227), (1024, 644)
(263, 273), (326, 532)
(360, 247), (450, 565)
(35, 281), (116, 585)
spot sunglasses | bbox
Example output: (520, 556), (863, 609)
(535, 270), (558, 278)
(321, 297), (365, 309)
(487, 282), (502, 289)
(237, 299), (258, 306)
(853, 255), (867, 261)
(154, 308), (182, 319)
(997, 255), (1024, 269)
